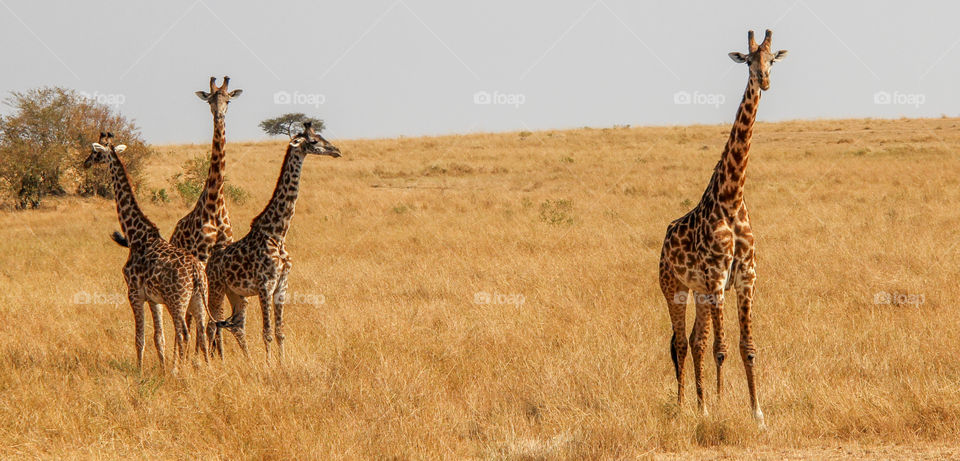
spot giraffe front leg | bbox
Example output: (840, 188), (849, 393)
(128, 291), (146, 371)
(148, 302), (165, 371)
(690, 292), (712, 415)
(736, 264), (764, 427)
(708, 289), (728, 397)
(273, 269), (290, 363)
(258, 285), (276, 363)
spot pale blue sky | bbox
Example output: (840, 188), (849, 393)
(1, 0), (957, 143)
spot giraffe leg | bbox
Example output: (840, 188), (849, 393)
(127, 291), (146, 371)
(690, 291), (712, 415)
(735, 259), (764, 426)
(190, 292), (209, 364)
(659, 262), (688, 407)
(148, 302), (165, 371)
(258, 285), (276, 362)
(226, 292), (250, 357)
(709, 289), (728, 397)
(206, 281), (226, 359)
(273, 270), (290, 362)
(170, 309), (189, 368)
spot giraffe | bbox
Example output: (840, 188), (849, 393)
(85, 133), (210, 370)
(111, 76), (241, 262)
(658, 30), (786, 425)
(206, 122), (341, 361)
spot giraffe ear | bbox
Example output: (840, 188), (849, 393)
(92, 143), (109, 153)
(289, 138), (304, 148)
(728, 52), (748, 63)
(772, 50), (788, 62)
(228, 89), (243, 98)
(195, 91), (211, 100)
(114, 145), (128, 154)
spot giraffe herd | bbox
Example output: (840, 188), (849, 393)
(86, 30), (785, 425)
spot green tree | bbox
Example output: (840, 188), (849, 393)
(258, 113), (325, 139)
(0, 87), (154, 208)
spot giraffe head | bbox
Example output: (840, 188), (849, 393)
(83, 132), (127, 168)
(289, 122), (341, 158)
(728, 30), (788, 91)
(195, 76), (242, 119)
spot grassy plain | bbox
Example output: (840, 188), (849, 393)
(1, 117), (959, 459)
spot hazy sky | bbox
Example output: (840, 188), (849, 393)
(2, 1), (958, 144)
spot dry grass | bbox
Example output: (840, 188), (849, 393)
(1, 117), (959, 459)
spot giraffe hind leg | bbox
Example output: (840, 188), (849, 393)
(659, 261), (688, 408)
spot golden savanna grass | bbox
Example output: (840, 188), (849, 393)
(1, 117), (959, 459)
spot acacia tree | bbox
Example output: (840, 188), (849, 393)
(259, 113), (325, 139)
(0, 87), (154, 208)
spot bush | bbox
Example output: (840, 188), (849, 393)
(171, 154), (248, 205)
(0, 87), (154, 208)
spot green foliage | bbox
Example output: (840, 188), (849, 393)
(224, 184), (249, 205)
(259, 113), (326, 138)
(171, 154), (249, 205)
(149, 188), (170, 204)
(539, 199), (574, 225)
(0, 87), (154, 208)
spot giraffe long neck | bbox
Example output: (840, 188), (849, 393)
(108, 152), (161, 246)
(250, 145), (305, 240)
(206, 113), (232, 241)
(712, 76), (761, 216)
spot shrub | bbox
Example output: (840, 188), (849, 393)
(0, 87), (154, 208)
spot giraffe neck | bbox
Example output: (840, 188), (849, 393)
(710, 76), (761, 216)
(107, 151), (161, 246)
(250, 145), (306, 240)
(206, 113), (231, 241)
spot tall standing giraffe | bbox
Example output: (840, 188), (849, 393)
(112, 76), (242, 262)
(84, 133), (210, 370)
(207, 122), (341, 361)
(658, 30), (786, 425)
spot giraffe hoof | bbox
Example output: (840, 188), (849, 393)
(754, 408), (766, 428)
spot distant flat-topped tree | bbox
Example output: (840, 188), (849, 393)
(259, 113), (326, 139)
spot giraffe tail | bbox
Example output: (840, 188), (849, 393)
(111, 230), (129, 248)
